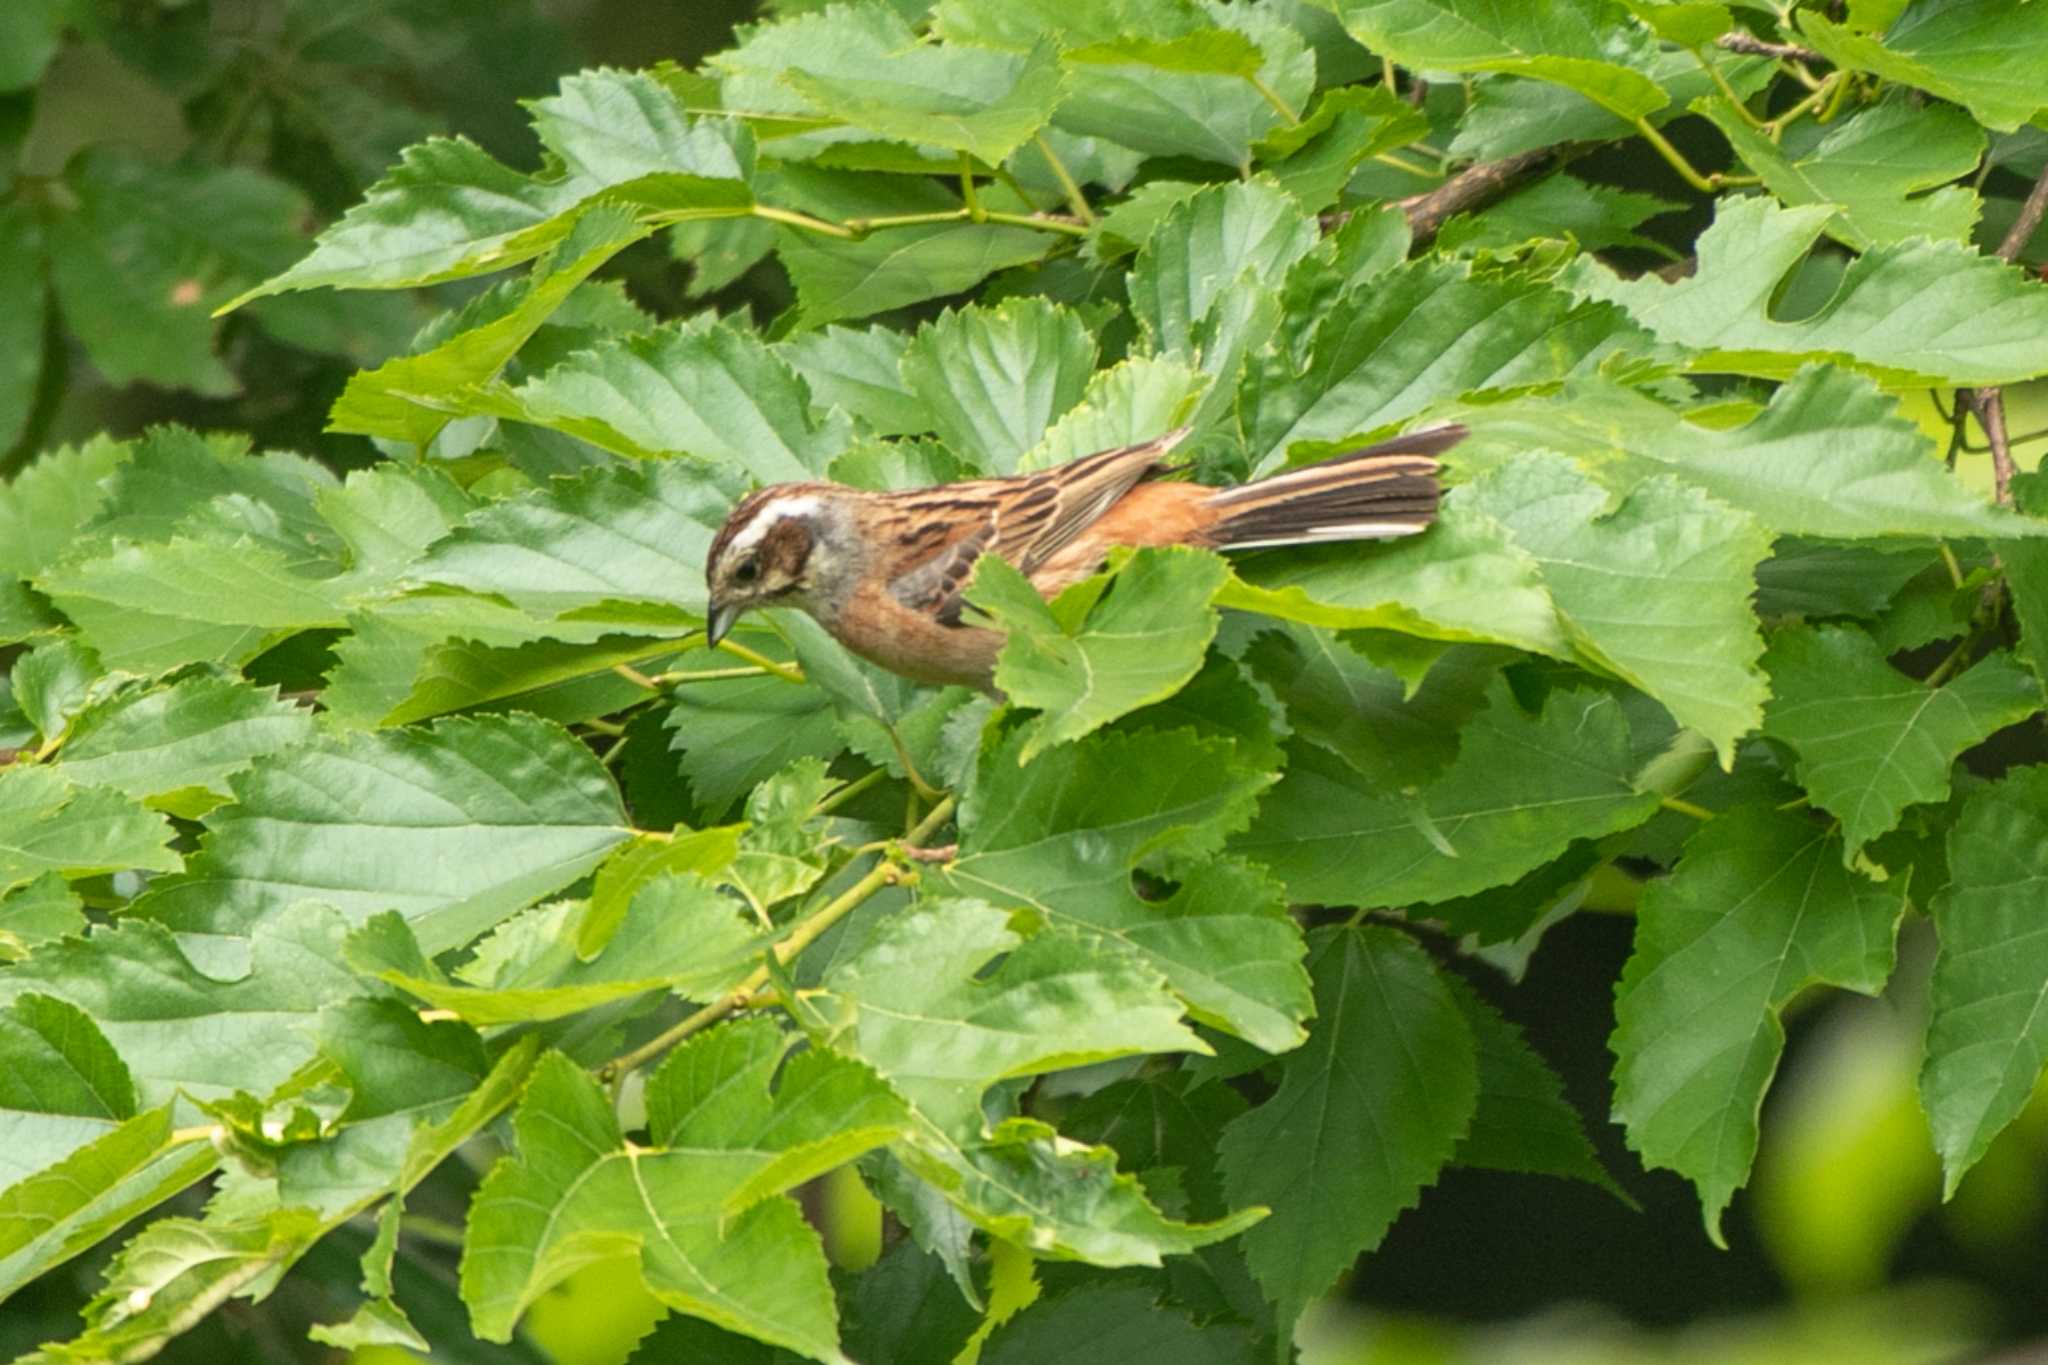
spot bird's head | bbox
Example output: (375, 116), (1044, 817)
(703, 485), (843, 645)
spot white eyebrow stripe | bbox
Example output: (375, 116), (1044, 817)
(725, 495), (821, 557)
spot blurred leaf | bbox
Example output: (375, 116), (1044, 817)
(46, 151), (311, 395)
(0, 202), (45, 453)
(2004, 471), (2048, 682)
(1237, 680), (1660, 907)
(1762, 628), (2041, 861)
(1921, 766), (2048, 1194)
(1700, 97), (1984, 250)
(1565, 196), (2048, 386)
(1612, 803), (1905, 1242)
(1798, 0), (2048, 132)
(981, 1285), (1251, 1363)
(1218, 925), (1478, 1329)
(130, 713), (628, 958)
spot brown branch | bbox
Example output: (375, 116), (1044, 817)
(1321, 147), (1561, 245)
(1716, 32), (1823, 63)
(1957, 162), (2048, 507)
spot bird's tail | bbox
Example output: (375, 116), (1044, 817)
(1200, 425), (1462, 550)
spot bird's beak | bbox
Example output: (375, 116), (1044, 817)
(706, 599), (740, 648)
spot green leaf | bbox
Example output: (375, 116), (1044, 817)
(410, 457), (739, 622)
(1218, 926), (1478, 1329)
(1437, 173), (1681, 254)
(0, 202), (46, 453)
(981, 1286), (1251, 1364)
(329, 204), (652, 445)
(318, 463), (479, 591)
(463, 1031), (911, 1360)
(775, 324), (931, 437)
(1462, 454), (1772, 762)
(1331, 0), (1669, 119)
(1698, 97), (1984, 251)
(666, 669), (848, 818)
(46, 151), (311, 395)
(1921, 766), (2048, 1193)
(1457, 365), (2044, 540)
(35, 536), (346, 674)
(1798, 0), (2048, 133)
(1564, 196), (2048, 386)
(2004, 472), (2048, 682)
(1128, 179), (1317, 362)
(818, 898), (1202, 1130)
(1019, 356), (1208, 472)
(767, 164), (1052, 326)
(1442, 974), (1630, 1202)
(348, 875), (767, 1024)
(11, 636), (101, 748)
(969, 549), (1229, 761)
(1253, 84), (1433, 212)
(1243, 257), (1657, 469)
(232, 73), (753, 306)
(1243, 623), (1502, 791)
(55, 672), (317, 816)
(0, 901), (358, 1106)
(580, 824), (742, 956)
(480, 318), (854, 479)
(1237, 680), (1661, 908)
(0, 767), (181, 897)
(1611, 803), (1904, 1242)
(0, 1107), (218, 1301)
(784, 38), (1066, 165)
(899, 298), (1098, 474)
(1217, 488), (1570, 657)
(1763, 628), (2042, 861)
(0, 437), (131, 580)
(0, 0), (63, 91)
(77, 426), (337, 555)
(940, 724), (1306, 1051)
(130, 713), (628, 958)
(1451, 48), (1773, 162)
(0, 872), (85, 950)
(0, 994), (137, 1188)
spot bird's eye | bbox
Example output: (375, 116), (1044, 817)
(734, 557), (760, 584)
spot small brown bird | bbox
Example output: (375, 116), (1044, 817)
(703, 424), (1463, 688)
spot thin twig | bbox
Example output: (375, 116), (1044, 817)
(1323, 147), (1559, 244)
(1716, 31), (1823, 63)
(1956, 162), (2048, 506)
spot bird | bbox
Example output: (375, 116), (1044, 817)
(702, 423), (1464, 689)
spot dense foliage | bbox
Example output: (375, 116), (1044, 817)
(5, 0), (2048, 1360)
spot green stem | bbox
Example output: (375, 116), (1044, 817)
(1661, 795), (1715, 822)
(1695, 47), (1766, 128)
(814, 767), (887, 817)
(752, 204), (858, 238)
(1032, 133), (1094, 225)
(1248, 72), (1300, 124)
(980, 209), (1089, 237)
(596, 795), (958, 1082)
(959, 154), (985, 222)
(1634, 115), (1756, 191)
(1373, 151), (1441, 180)
(710, 637), (807, 685)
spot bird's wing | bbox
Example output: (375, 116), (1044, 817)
(888, 428), (1191, 626)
